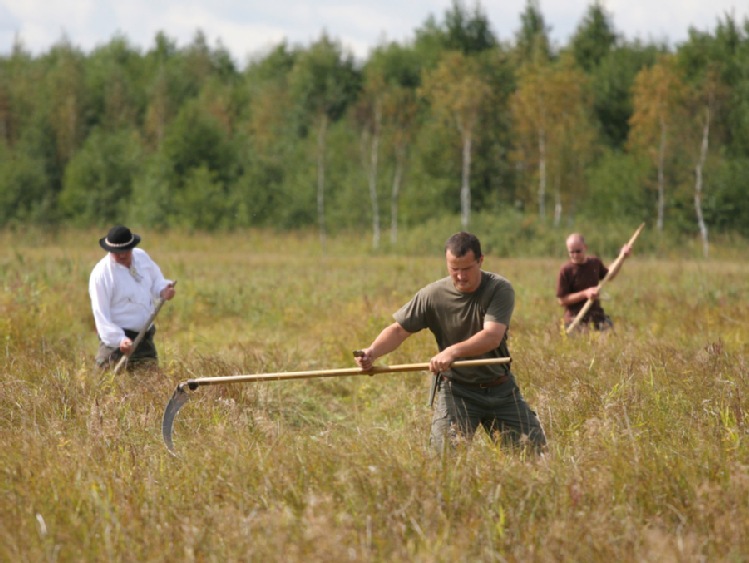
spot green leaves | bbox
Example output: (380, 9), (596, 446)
(1, 9), (749, 237)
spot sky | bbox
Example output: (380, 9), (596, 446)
(0, 0), (746, 66)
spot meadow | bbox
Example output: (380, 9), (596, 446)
(1, 227), (747, 562)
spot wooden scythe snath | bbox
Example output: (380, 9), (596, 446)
(565, 223), (645, 334)
(113, 298), (166, 375)
(161, 357), (512, 455)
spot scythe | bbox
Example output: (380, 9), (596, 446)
(161, 356), (511, 454)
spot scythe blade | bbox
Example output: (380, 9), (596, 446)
(161, 383), (194, 455)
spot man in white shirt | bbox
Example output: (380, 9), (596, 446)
(89, 225), (176, 370)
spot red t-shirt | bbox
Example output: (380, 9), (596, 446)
(556, 257), (609, 323)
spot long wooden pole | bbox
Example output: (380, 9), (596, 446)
(565, 224), (645, 334)
(179, 357), (511, 389)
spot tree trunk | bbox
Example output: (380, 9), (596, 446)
(538, 127), (546, 220)
(391, 144), (406, 245)
(553, 174), (561, 227)
(694, 107), (710, 258)
(148, 68), (168, 148)
(657, 118), (667, 232)
(460, 130), (472, 229)
(316, 114), (328, 251)
(367, 103), (382, 250)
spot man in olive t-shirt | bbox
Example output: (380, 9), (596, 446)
(355, 232), (546, 454)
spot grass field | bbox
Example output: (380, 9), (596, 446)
(1, 228), (748, 561)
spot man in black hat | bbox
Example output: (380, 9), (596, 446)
(89, 225), (176, 370)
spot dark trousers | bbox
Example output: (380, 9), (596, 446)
(430, 375), (546, 454)
(565, 314), (614, 332)
(95, 326), (158, 371)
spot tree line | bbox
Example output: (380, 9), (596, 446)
(1, 0), (748, 254)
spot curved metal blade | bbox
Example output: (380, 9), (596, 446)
(162, 384), (192, 455)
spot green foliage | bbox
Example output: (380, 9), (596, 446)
(677, 16), (749, 157)
(161, 100), (237, 185)
(514, 0), (552, 62)
(582, 149), (651, 222)
(704, 157), (749, 236)
(128, 153), (174, 226)
(58, 127), (144, 225)
(412, 15), (451, 69)
(0, 7), (748, 238)
(0, 144), (51, 226)
(442, 0), (498, 54)
(570, 1), (618, 71)
(588, 42), (662, 148)
(84, 35), (146, 132)
(244, 42), (298, 85)
(288, 34), (361, 132)
(365, 42), (423, 89)
(395, 211), (663, 259)
(170, 166), (230, 230)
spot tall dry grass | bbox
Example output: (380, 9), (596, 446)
(1, 228), (747, 561)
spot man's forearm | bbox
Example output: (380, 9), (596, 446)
(445, 325), (505, 359)
(366, 323), (411, 359)
(558, 291), (592, 306)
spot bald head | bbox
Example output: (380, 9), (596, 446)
(565, 233), (588, 263)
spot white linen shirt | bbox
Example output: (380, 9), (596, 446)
(89, 248), (172, 347)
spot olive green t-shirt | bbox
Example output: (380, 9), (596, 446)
(393, 271), (513, 384)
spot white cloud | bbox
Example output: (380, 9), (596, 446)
(604, 0), (741, 43)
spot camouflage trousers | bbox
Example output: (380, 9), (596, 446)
(430, 375), (546, 454)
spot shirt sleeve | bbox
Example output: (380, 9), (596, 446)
(393, 288), (430, 333)
(485, 279), (514, 326)
(89, 265), (125, 347)
(139, 250), (172, 299)
(556, 266), (570, 298)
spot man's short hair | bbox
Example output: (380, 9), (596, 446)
(445, 232), (482, 259)
(566, 233), (586, 246)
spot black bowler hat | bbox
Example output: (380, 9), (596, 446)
(99, 225), (141, 253)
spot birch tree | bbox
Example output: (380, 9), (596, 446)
(383, 85), (417, 244)
(628, 55), (686, 232)
(364, 42), (421, 244)
(688, 68), (728, 258)
(514, 0), (552, 64)
(420, 51), (490, 229)
(353, 69), (385, 249)
(511, 55), (596, 222)
(288, 34), (359, 249)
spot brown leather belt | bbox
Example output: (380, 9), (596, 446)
(441, 374), (509, 388)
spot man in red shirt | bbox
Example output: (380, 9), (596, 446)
(556, 233), (631, 331)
